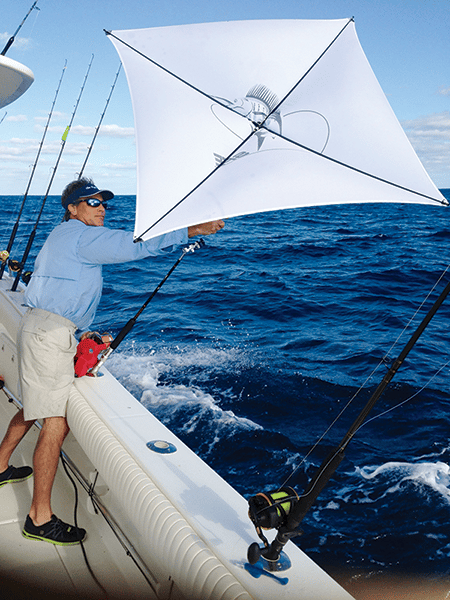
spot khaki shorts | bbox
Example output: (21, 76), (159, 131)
(18, 308), (77, 421)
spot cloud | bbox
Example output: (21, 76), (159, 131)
(438, 87), (450, 96)
(6, 114), (28, 122)
(34, 111), (68, 124)
(0, 137), (85, 160)
(0, 32), (32, 52)
(401, 112), (450, 177)
(33, 122), (135, 138)
(402, 112), (450, 140)
(70, 124), (135, 138)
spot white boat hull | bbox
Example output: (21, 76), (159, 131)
(0, 275), (354, 599)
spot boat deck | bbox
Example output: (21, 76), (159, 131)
(0, 393), (157, 599)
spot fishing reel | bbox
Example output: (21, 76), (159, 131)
(74, 332), (112, 378)
(247, 486), (300, 570)
(248, 487), (299, 531)
(7, 259), (22, 274)
(4, 258), (32, 284)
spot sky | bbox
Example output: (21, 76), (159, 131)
(0, 0), (449, 197)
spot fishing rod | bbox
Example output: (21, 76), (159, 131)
(86, 239), (205, 378)
(0, 112), (6, 126)
(0, 61), (67, 280)
(247, 273), (450, 570)
(10, 55), (94, 292)
(1, 1), (40, 56)
(77, 63), (122, 179)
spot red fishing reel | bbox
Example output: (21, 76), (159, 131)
(74, 332), (112, 377)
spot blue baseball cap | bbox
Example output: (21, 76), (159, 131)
(62, 183), (114, 210)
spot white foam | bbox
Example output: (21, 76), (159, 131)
(107, 349), (263, 438)
(356, 461), (450, 502)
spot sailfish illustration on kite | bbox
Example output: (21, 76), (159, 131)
(211, 83), (331, 165)
(106, 18), (447, 243)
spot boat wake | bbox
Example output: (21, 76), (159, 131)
(107, 348), (263, 442)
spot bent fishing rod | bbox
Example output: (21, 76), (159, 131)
(88, 239), (205, 377)
(1, 1), (40, 56)
(0, 61), (67, 280)
(247, 272), (450, 569)
(10, 55), (94, 292)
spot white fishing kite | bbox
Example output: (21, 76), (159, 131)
(107, 19), (447, 242)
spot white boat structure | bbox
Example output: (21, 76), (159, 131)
(0, 275), (356, 599)
(0, 54), (34, 109)
(0, 15), (447, 600)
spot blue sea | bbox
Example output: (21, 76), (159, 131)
(3, 191), (450, 590)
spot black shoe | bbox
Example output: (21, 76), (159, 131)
(22, 514), (86, 546)
(0, 465), (33, 487)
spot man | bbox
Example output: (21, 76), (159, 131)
(0, 177), (224, 545)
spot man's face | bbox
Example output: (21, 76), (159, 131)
(69, 193), (106, 227)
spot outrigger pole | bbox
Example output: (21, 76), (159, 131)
(1, 1), (40, 56)
(248, 273), (450, 569)
(0, 61), (67, 280)
(77, 63), (122, 179)
(10, 55), (94, 292)
(89, 239), (205, 377)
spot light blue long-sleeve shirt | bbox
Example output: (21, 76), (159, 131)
(24, 219), (188, 330)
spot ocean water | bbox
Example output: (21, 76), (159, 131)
(2, 191), (450, 583)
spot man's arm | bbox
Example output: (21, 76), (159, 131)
(188, 220), (225, 238)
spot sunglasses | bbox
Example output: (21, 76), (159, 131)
(80, 198), (109, 209)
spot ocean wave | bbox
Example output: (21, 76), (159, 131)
(356, 461), (450, 503)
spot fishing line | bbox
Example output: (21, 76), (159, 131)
(281, 356), (450, 499)
(275, 357), (450, 515)
(10, 54), (95, 291)
(356, 357), (450, 433)
(279, 261), (450, 490)
(1, 0), (40, 56)
(247, 266), (450, 566)
(89, 239), (205, 376)
(0, 60), (67, 280)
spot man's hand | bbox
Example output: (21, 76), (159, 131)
(188, 220), (225, 238)
(80, 331), (113, 346)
